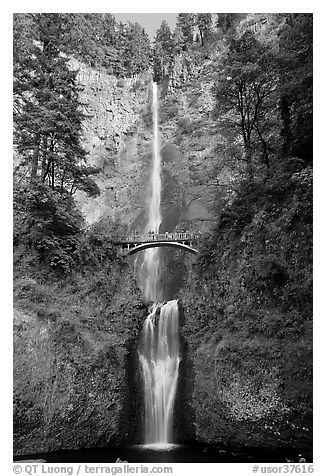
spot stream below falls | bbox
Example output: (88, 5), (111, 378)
(14, 444), (312, 463)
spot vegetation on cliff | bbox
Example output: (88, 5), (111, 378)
(181, 166), (312, 449)
(13, 14), (149, 452)
(178, 14), (312, 450)
(14, 210), (147, 455)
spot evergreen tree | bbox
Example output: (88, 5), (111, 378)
(176, 13), (195, 50)
(58, 14), (152, 78)
(216, 13), (241, 33)
(196, 13), (212, 46)
(61, 14), (105, 68)
(13, 13), (99, 196)
(153, 20), (174, 82)
(123, 23), (152, 76)
(13, 181), (85, 274)
(172, 26), (184, 54)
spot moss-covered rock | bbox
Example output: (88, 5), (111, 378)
(13, 262), (147, 456)
(180, 167), (312, 451)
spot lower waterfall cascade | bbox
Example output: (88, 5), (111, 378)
(138, 300), (180, 445)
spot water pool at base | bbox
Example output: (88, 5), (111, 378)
(14, 443), (312, 463)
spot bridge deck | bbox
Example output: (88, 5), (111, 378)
(117, 232), (199, 245)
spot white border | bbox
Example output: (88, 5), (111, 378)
(2, 2), (324, 474)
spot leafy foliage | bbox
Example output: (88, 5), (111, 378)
(216, 14), (244, 34)
(121, 22), (152, 76)
(176, 15), (313, 438)
(211, 14), (312, 179)
(14, 182), (84, 275)
(76, 217), (127, 273)
(212, 30), (279, 177)
(277, 14), (313, 162)
(181, 165), (312, 446)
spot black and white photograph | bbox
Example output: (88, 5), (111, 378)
(11, 7), (314, 472)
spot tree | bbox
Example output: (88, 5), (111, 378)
(176, 13), (195, 50)
(172, 26), (184, 54)
(123, 22), (152, 76)
(61, 13), (116, 69)
(277, 14), (313, 163)
(14, 182), (84, 274)
(216, 14), (244, 34)
(196, 13), (212, 46)
(213, 31), (278, 178)
(56, 14), (152, 78)
(153, 20), (174, 82)
(13, 14), (100, 196)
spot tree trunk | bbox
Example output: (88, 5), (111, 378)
(255, 125), (270, 169)
(280, 94), (292, 158)
(30, 135), (40, 181)
(245, 143), (254, 182)
(41, 137), (48, 180)
(42, 158), (52, 183)
(51, 158), (55, 190)
(199, 28), (204, 46)
(50, 137), (55, 189)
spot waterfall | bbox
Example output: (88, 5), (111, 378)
(142, 82), (162, 301)
(138, 83), (180, 445)
(139, 300), (180, 445)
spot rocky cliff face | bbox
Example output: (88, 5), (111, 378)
(70, 58), (153, 226)
(72, 51), (231, 235)
(159, 47), (229, 234)
(13, 262), (147, 456)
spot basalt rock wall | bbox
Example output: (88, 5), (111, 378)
(72, 53), (230, 236)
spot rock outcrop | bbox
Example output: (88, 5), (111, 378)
(70, 58), (153, 226)
(13, 262), (147, 456)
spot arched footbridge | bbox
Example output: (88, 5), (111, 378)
(115, 232), (200, 256)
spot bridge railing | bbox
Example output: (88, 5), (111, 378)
(125, 232), (199, 243)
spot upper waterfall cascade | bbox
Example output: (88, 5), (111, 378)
(142, 82), (162, 302)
